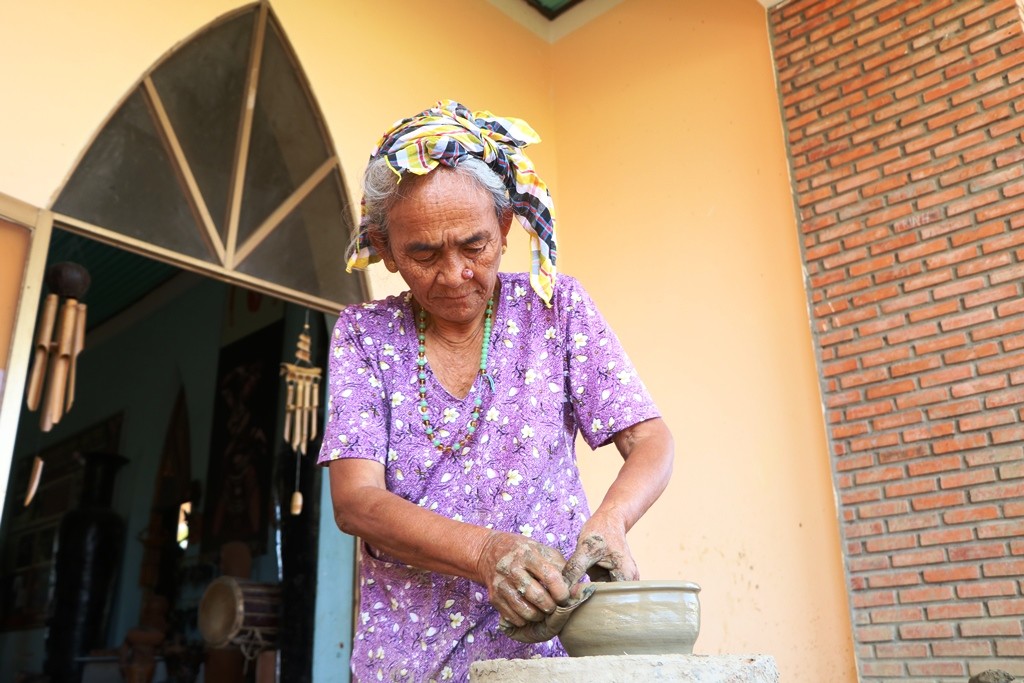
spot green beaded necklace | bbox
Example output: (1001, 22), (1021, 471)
(416, 296), (495, 453)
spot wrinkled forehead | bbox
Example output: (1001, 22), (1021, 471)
(390, 166), (493, 213)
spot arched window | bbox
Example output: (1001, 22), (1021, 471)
(52, 2), (364, 312)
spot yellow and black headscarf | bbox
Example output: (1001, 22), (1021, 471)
(346, 100), (558, 305)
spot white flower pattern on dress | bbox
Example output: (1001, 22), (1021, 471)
(318, 273), (660, 682)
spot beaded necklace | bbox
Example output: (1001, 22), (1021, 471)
(416, 296), (495, 453)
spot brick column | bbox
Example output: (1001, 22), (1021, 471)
(769, 0), (1024, 680)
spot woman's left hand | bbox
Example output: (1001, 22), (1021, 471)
(562, 417), (674, 585)
(562, 510), (638, 585)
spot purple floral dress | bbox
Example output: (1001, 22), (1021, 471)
(318, 272), (660, 682)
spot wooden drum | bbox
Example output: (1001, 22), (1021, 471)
(198, 577), (280, 654)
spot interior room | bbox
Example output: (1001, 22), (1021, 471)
(0, 229), (331, 682)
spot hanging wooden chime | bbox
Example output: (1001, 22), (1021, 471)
(280, 319), (321, 515)
(23, 262), (91, 506)
(26, 262), (90, 431)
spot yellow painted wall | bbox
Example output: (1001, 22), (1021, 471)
(0, 0), (549, 296)
(0, 0), (855, 679)
(550, 1), (857, 679)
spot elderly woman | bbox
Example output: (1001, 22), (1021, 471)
(318, 101), (673, 682)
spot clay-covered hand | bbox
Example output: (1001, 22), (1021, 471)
(476, 530), (572, 628)
(562, 512), (638, 585)
(500, 582), (596, 643)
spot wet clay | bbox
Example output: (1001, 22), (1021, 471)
(504, 584), (596, 643)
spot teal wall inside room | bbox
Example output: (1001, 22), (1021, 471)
(0, 271), (354, 681)
(0, 275), (226, 677)
(0, 274), (292, 678)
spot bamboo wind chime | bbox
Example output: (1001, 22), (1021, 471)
(26, 263), (90, 431)
(280, 318), (321, 515)
(23, 262), (91, 506)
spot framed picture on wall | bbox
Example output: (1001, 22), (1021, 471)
(201, 319), (283, 557)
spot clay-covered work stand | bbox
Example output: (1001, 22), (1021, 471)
(471, 654), (780, 682)
(473, 581), (778, 681)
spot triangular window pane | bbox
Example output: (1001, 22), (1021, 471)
(236, 19), (330, 247)
(150, 11), (255, 240)
(53, 90), (215, 263)
(235, 173), (354, 303)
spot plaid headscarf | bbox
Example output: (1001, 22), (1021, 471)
(346, 100), (558, 305)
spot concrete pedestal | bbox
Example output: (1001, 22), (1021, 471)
(470, 654), (779, 683)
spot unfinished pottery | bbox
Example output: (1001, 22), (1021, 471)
(558, 580), (701, 657)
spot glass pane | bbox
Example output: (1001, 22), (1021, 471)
(151, 10), (255, 240)
(53, 90), (214, 263)
(235, 173), (363, 306)
(236, 18), (330, 246)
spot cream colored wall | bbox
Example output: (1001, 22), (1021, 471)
(0, 0), (854, 679)
(0, 1), (240, 208)
(0, 0), (549, 295)
(551, 1), (856, 680)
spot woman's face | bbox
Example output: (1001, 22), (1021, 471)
(374, 169), (511, 327)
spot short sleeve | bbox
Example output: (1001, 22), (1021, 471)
(317, 307), (390, 465)
(558, 277), (661, 449)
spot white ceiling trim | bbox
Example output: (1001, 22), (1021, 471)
(488, 0), (624, 43)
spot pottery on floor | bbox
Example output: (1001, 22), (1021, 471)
(558, 580), (701, 657)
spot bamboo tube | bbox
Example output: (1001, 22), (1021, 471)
(47, 298), (79, 426)
(26, 294), (59, 411)
(66, 302), (87, 412)
(293, 375), (304, 453)
(40, 357), (58, 431)
(23, 456), (44, 506)
(310, 377), (320, 439)
(290, 491), (303, 516)
(292, 379), (305, 454)
(283, 379), (295, 446)
(300, 377), (313, 454)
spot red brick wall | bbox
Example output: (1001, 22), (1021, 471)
(769, 0), (1024, 680)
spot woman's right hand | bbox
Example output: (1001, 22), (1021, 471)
(476, 531), (572, 627)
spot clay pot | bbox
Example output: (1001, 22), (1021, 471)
(558, 580), (701, 657)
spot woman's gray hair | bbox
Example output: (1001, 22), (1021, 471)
(358, 156), (512, 250)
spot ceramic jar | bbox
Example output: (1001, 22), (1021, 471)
(559, 580), (701, 657)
